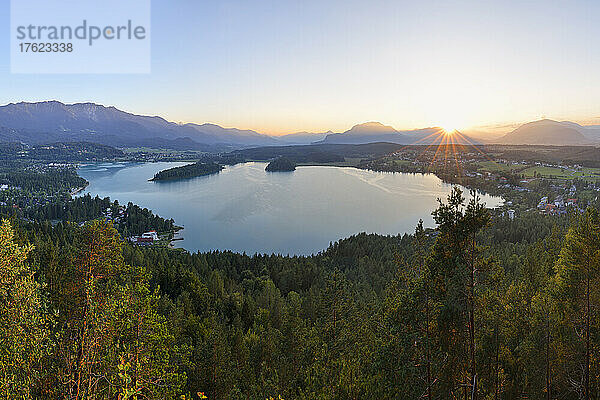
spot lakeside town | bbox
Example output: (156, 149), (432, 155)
(5, 3), (600, 395)
(364, 145), (600, 220)
(3, 142), (600, 251)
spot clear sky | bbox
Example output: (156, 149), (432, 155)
(0, 0), (599, 135)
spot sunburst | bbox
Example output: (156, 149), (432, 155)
(442, 127), (457, 135)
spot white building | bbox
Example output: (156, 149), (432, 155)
(142, 231), (159, 241)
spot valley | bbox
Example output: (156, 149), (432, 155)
(3, 1), (599, 397)
(4, 118), (600, 399)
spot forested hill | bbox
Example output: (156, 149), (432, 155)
(6, 185), (600, 399)
(265, 157), (296, 171)
(0, 141), (124, 162)
(150, 161), (224, 181)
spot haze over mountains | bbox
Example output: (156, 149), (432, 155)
(495, 119), (600, 146)
(0, 101), (599, 149)
(0, 101), (279, 150)
(277, 131), (331, 144)
(318, 122), (482, 145)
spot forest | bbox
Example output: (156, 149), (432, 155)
(226, 143), (386, 164)
(26, 194), (176, 236)
(0, 142), (125, 162)
(2, 186), (600, 399)
(265, 157), (296, 172)
(0, 169), (86, 193)
(151, 162), (224, 181)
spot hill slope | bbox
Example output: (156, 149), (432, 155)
(319, 122), (480, 145)
(497, 119), (590, 145)
(0, 101), (279, 148)
(320, 122), (410, 144)
(277, 131), (331, 144)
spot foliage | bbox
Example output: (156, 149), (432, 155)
(151, 162), (223, 181)
(27, 194), (176, 236)
(0, 169), (86, 193)
(0, 142), (124, 162)
(8, 183), (600, 399)
(0, 220), (49, 399)
(265, 157), (296, 172)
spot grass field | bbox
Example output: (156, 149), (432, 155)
(521, 166), (600, 181)
(476, 160), (600, 182)
(476, 161), (527, 173)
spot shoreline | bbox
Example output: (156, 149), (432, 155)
(70, 183), (89, 197)
(76, 160), (506, 255)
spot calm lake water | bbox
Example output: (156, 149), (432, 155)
(78, 162), (502, 255)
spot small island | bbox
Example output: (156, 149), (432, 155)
(265, 157), (296, 172)
(150, 162), (224, 181)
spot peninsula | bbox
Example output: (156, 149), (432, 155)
(150, 162), (223, 181)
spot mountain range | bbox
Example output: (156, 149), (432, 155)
(318, 121), (481, 145)
(0, 101), (282, 150)
(277, 131), (331, 144)
(495, 119), (593, 146)
(0, 101), (598, 149)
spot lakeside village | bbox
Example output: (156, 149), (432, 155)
(98, 204), (182, 248)
(481, 162), (592, 217)
(110, 152), (595, 245)
(474, 167), (587, 217)
(369, 147), (600, 220)
(3, 144), (600, 249)
(0, 163), (86, 209)
(0, 163), (180, 249)
(97, 204), (144, 244)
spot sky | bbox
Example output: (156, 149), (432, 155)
(0, 0), (599, 135)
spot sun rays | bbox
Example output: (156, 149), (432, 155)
(394, 127), (500, 186)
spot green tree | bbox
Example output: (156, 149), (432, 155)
(429, 188), (490, 398)
(555, 207), (600, 399)
(0, 220), (48, 399)
(51, 221), (185, 399)
(380, 219), (440, 398)
(110, 280), (186, 399)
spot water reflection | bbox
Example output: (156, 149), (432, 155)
(78, 162), (502, 255)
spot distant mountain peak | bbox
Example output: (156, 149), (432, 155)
(348, 121), (397, 133)
(276, 130), (331, 145)
(357, 121), (387, 127)
(195, 123), (221, 129)
(318, 122), (481, 146)
(497, 119), (589, 145)
(0, 101), (280, 148)
(319, 121), (405, 145)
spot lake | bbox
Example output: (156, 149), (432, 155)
(78, 162), (503, 255)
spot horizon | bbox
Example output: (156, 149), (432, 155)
(1, 0), (599, 135)
(2, 99), (599, 138)
(5, 1), (600, 397)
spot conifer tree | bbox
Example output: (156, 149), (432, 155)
(429, 188), (490, 399)
(556, 207), (600, 399)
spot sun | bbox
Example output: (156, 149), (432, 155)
(438, 120), (461, 135)
(441, 126), (456, 135)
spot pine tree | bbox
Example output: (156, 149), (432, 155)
(383, 219), (439, 398)
(556, 207), (600, 399)
(429, 188), (490, 399)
